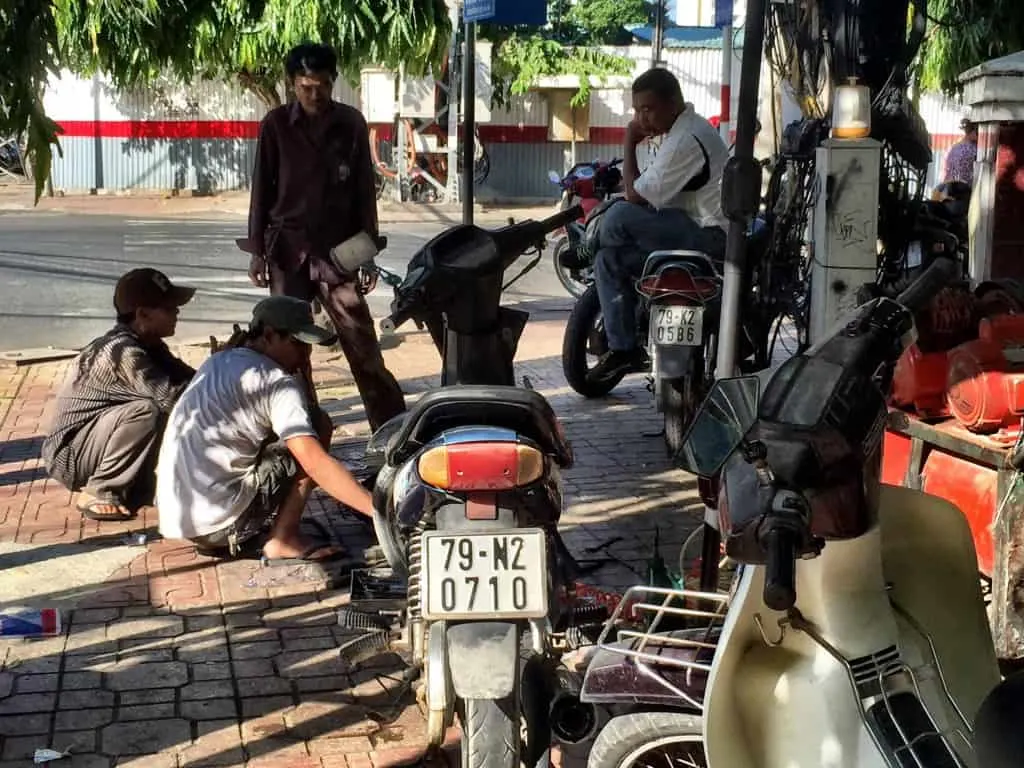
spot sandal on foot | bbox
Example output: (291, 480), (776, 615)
(77, 497), (135, 522)
(261, 544), (348, 566)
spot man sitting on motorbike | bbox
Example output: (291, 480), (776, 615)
(589, 67), (729, 383)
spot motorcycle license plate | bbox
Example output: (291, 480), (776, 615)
(421, 529), (548, 621)
(651, 305), (703, 346)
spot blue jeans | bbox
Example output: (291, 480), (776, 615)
(594, 202), (726, 352)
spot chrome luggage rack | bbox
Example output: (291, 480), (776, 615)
(594, 584), (732, 711)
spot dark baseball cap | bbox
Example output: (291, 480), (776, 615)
(251, 296), (336, 345)
(114, 268), (196, 314)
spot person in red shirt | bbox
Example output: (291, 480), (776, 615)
(246, 43), (406, 431)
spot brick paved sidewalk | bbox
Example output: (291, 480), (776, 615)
(0, 320), (701, 767)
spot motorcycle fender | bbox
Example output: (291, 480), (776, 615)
(446, 622), (519, 699)
(425, 620), (453, 744)
(653, 343), (696, 380)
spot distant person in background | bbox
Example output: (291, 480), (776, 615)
(943, 118), (979, 187)
(42, 269), (196, 521)
(245, 41), (405, 431)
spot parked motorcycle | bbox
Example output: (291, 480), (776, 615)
(562, 201), (766, 455)
(350, 207), (610, 768)
(548, 159), (623, 298)
(581, 256), (1018, 767)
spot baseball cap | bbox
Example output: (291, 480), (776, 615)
(114, 268), (196, 314)
(251, 296), (336, 345)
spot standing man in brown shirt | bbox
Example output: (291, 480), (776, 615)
(246, 42), (406, 431)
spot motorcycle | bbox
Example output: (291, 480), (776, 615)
(580, 256), (1020, 767)
(349, 206), (610, 768)
(562, 200), (768, 454)
(548, 159), (624, 298)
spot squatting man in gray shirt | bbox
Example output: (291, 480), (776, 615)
(156, 296), (373, 564)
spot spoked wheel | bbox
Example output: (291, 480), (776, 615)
(552, 237), (590, 298)
(588, 712), (706, 768)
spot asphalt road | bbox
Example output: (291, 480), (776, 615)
(0, 213), (573, 351)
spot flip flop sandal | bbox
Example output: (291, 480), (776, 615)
(260, 544), (349, 567)
(77, 498), (135, 522)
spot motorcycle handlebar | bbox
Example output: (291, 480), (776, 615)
(540, 205), (585, 233)
(762, 525), (798, 611)
(894, 255), (959, 314)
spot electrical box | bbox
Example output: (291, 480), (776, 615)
(546, 90), (590, 142)
(360, 69), (397, 123)
(809, 138), (882, 344)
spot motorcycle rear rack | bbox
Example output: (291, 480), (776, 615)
(595, 584), (731, 711)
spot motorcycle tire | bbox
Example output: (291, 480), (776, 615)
(552, 237), (588, 298)
(459, 695), (521, 768)
(563, 285), (624, 398)
(588, 712), (705, 768)
(659, 345), (708, 458)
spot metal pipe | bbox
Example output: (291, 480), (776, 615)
(714, 0), (768, 378)
(461, 22), (476, 225)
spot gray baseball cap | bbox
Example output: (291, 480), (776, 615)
(251, 296), (336, 345)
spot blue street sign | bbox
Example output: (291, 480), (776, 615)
(463, 0), (546, 25)
(714, 0), (733, 27)
(464, 0), (495, 22)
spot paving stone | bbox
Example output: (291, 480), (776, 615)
(116, 702), (177, 721)
(65, 623), (116, 655)
(0, 712), (50, 736)
(59, 688), (115, 708)
(192, 662), (233, 681)
(231, 659), (275, 678)
(62, 652), (118, 672)
(2, 729), (97, 760)
(54, 707), (115, 730)
(179, 698), (238, 720)
(101, 719), (192, 755)
(0, 672), (12, 698)
(180, 680), (234, 701)
(0, 693), (55, 714)
(284, 699), (380, 740)
(307, 736), (376, 756)
(223, 612), (264, 629)
(106, 661), (189, 690)
(240, 696), (295, 719)
(177, 719), (245, 767)
(70, 608), (121, 624)
(295, 675), (353, 695)
(119, 688), (175, 706)
(184, 614), (225, 632)
(235, 674), (292, 698)
(114, 755), (178, 768)
(230, 640), (282, 660)
(106, 616), (184, 641)
(226, 627), (279, 644)
(240, 714), (288, 744)
(275, 649), (347, 679)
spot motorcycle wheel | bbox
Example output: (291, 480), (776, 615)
(563, 285), (624, 398)
(459, 695), (521, 768)
(552, 237), (588, 298)
(588, 712), (706, 768)
(659, 342), (710, 458)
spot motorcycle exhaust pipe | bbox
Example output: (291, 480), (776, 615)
(549, 668), (610, 758)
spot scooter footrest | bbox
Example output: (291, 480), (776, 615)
(338, 630), (393, 665)
(337, 607), (392, 632)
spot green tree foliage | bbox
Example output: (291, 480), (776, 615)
(918, 0), (1024, 95)
(486, 0), (651, 107)
(2, 0), (451, 203)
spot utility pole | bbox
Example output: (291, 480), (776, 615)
(652, 0), (666, 67)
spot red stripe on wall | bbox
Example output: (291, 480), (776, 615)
(55, 119), (962, 147)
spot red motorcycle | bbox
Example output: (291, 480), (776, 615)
(547, 159), (624, 297)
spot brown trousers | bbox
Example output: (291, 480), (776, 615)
(270, 264), (406, 431)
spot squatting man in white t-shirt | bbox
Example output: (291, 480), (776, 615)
(588, 67), (730, 385)
(156, 296), (373, 563)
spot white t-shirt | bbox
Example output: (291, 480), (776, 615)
(633, 104), (729, 230)
(156, 348), (316, 539)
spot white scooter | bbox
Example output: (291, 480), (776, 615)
(586, 257), (1021, 768)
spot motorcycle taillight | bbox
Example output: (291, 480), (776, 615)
(637, 268), (720, 300)
(417, 442), (545, 491)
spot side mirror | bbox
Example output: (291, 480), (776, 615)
(548, 170), (562, 184)
(676, 376), (760, 477)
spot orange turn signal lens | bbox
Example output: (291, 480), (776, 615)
(416, 442), (545, 491)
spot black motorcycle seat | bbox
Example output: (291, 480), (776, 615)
(643, 250), (719, 278)
(973, 671), (1024, 766)
(384, 385), (573, 468)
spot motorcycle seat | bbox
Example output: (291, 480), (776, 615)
(643, 250), (719, 278)
(384, 385), (574, 468)
(973, 671), (1024, 766)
